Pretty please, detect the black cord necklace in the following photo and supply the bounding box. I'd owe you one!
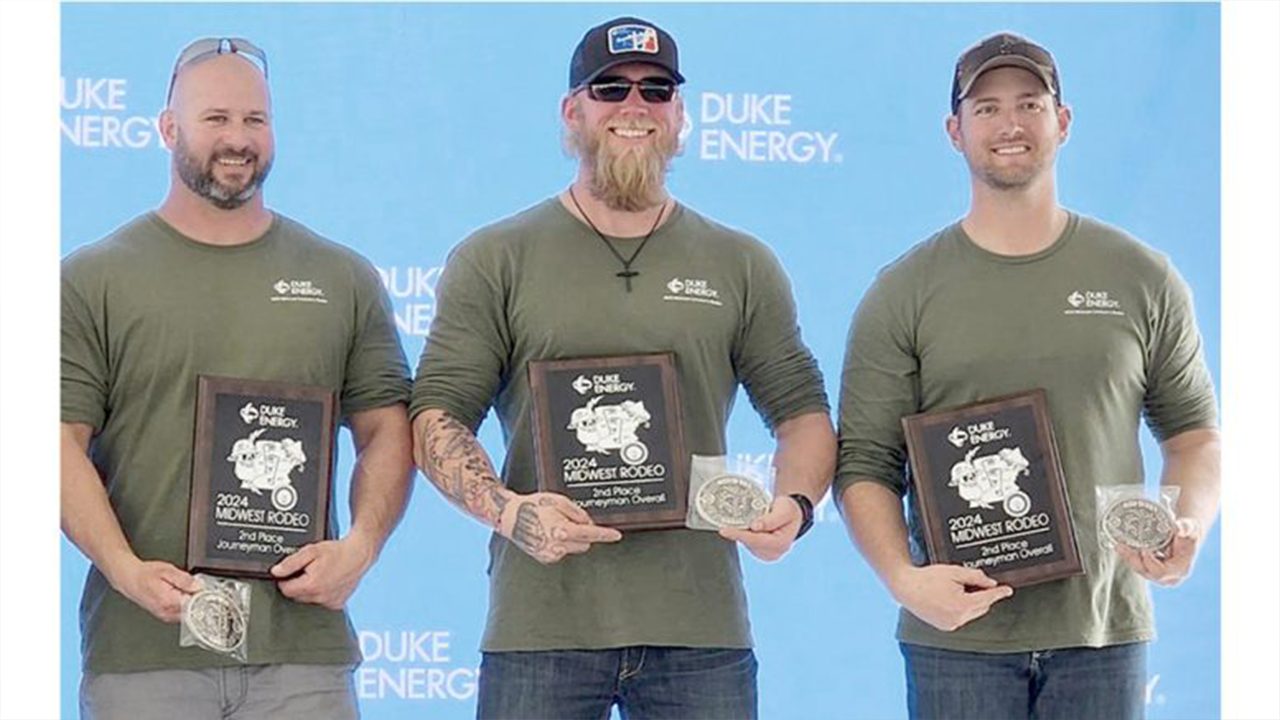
[568,187,669,293]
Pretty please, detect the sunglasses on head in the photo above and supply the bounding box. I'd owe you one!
[583,76,678,104]
[166,37,269,104]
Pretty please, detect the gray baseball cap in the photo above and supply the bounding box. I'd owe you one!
[951,32,1060,114]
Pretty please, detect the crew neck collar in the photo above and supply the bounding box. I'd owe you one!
[147,211,280,252]
[953,211,1079,265]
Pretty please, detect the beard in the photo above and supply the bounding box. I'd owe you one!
[173,130,273,210]
[966,141,1054,192]
[972,155,1048,191]
[567,108,680,212]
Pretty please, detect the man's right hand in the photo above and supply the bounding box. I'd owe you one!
[497,492,622,564]
[110,557,202,624]
[889,564,1014,632]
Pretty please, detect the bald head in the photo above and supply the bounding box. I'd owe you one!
[167,52,270,116]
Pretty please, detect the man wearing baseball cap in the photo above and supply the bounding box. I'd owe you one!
[411,16,833,719]
[836,32,1220,719]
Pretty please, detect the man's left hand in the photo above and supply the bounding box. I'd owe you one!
[1115,517,1203,586]
[719,496,803,562]
[270,533,377,609]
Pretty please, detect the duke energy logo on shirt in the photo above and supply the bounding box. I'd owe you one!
[1063,289,1124,317]
[663,276,723,307]
[608,25,659,54]
[270,278,328,304]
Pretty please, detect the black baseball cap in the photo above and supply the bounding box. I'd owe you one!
[569,17,685,89]
[951,32,1061,114]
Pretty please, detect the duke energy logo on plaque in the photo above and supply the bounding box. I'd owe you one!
[902,390,1083,587]
[187,377,337,578]
[528,354,688,530]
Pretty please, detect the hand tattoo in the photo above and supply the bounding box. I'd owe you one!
[512,502,548,555]
[490,486,510,515]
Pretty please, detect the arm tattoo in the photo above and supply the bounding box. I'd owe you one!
[489,486,510,515]
[419,413,507,528]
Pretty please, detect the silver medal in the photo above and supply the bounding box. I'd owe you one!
[695,473,771,528]
[183,586,247,654]
[1103,497,1175,551]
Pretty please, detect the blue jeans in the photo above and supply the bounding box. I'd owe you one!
[476,646,758,720]
[901,641,1147,720]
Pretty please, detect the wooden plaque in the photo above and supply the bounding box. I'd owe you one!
[528,353,688,530]
[902,389,1083,588]
[187,376,337,578]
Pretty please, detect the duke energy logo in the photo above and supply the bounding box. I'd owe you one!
[377,264,444,338]
[357,629,478,702]
[664,276,723,307]
[571,374,635,395]
[61,77,163,149]
[688,91,841,164]
[608,25,659,54]
[271,279,328,304]
[1064,289,1125,317]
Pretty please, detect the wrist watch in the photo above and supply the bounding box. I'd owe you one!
[789,493,815,540]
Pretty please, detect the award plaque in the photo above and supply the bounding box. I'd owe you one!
[528,353,688,530]
[902,389,1083,587]
[186,376,338,578]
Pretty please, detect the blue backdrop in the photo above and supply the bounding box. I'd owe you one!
[61,3,1221,719]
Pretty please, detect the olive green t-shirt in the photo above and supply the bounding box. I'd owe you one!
[62,212,411,672]
[411,198,828,651]
[836,212,1217,652]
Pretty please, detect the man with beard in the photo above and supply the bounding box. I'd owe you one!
[411,17,834,720]
[836,32,1220,719]
[61,38,413,719]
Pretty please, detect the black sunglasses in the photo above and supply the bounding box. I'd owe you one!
[583,76,678,104]
[166,37,269,104]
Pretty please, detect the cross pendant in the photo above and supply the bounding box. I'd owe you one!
[616,269,639,292]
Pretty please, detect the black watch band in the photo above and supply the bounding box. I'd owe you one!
[789,493,815,540]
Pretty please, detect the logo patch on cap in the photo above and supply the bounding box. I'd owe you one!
[608,25,659,55]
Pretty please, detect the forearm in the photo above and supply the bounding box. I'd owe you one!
[841,480,914,598]
[412,408,514,529]
[59,424,139,587]
[346,405,415,559]
[772,411,836,503]
[1160,428,1221,533]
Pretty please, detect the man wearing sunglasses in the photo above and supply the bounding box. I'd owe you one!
[61,38,413,719]
[836,32,1220,719]
[411,16,834,720]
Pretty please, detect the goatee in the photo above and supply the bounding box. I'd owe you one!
[568,114,679,212]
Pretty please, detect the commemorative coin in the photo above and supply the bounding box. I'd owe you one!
[1103,497,1175,551]
[694,473,770,528]
[183,587,248,654]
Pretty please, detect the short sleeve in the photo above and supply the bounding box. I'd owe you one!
[61,267,110,431]
[339,258,412,421]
